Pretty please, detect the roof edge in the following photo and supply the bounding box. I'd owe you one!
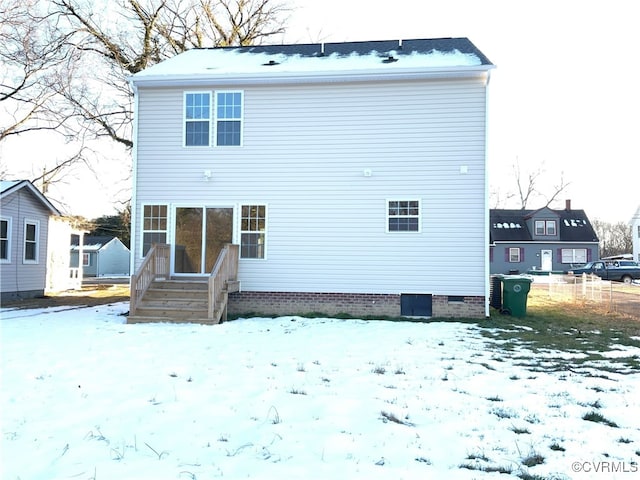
[0,180,60,215]
[130,64,494,88]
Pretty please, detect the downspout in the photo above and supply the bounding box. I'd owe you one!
[129,80,139,281]
[484,69,494,318]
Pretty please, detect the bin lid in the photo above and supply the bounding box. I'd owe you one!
[502,275,532,283]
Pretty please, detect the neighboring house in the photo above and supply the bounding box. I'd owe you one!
[129,38,494,318]
[1,180,62,300]
[632,205,640,263]
[71,235,130,277]
[490,201,599,275]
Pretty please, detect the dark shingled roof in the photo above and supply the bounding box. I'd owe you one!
[211,37,493,65]
[490,209,599,243]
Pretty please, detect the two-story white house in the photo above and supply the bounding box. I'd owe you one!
[128,38,494,322]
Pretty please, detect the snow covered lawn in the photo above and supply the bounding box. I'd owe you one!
[2,303,639,479]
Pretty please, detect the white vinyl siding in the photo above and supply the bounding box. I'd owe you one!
[133,76,488,296]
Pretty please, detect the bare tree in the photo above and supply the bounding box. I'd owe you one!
[592,219,633,258]
[1,0,289,200]
[0,0,75,141]
[45,0,290,148]
[491,158,571,210]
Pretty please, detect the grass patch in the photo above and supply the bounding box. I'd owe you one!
[549,442,565,452]
[582,411,619,428]
[510,425,531,434]
[380,410,414,426]
[521,452,545,467]
[478,287,640,374]
[459,462,512,474]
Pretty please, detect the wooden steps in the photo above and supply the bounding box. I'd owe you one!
[128,280,217,324]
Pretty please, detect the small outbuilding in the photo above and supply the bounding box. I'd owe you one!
[1,180,62,300]
[71,235,130,278]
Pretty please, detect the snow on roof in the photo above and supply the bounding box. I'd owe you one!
[131,38,493,85]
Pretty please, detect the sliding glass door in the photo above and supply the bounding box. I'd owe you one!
[174,207,233,274]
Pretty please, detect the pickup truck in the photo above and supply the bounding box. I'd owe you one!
[568,261,640,284]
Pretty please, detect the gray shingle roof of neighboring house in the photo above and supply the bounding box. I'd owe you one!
[490,208,599,243]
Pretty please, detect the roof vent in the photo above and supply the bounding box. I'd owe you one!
[263,59,279,66]
[382,55,398,64]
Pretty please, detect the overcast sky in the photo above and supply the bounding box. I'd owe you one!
[2,0,637,223]
[281,0,639,223]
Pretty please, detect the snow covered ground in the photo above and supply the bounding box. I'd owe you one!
[2,303,639,479]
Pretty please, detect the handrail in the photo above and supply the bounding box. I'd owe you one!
[208,244,240,323]
[130,243,170,315]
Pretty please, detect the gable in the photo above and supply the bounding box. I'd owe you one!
[1,180,60,215]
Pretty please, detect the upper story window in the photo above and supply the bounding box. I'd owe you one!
[23,219,39,263]
[184,92,211,146]
[142,205,168,256]
[387,200,420,232]
[534,220,557,236]
[216,91,243,146]
[0,218,10,262]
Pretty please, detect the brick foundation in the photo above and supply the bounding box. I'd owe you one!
[228,291,486,319]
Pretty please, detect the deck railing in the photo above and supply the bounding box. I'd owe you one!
[130,243,170,315]
[208,244,240,323]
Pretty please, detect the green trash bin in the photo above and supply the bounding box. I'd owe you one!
[501,276,532,317]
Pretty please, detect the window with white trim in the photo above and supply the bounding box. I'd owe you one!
[23,220,39,263]
[387,200,420,232]
[142,205,168,256]
[240,205,266,259]
[0,218,10,262]
[561,248,587,264]
[184,92,211,146]
[215,91,243,146]
[509,247,521,263]
[534,220,557,236]
[82,252,90,266]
